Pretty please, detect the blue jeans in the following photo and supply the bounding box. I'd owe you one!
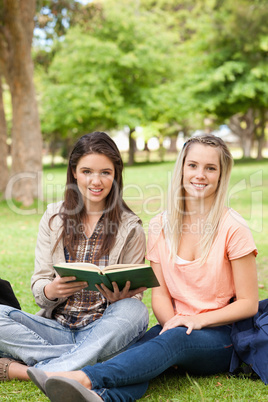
[82,324,233,401]
[0,298,148,372]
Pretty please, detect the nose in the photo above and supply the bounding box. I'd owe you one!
[90,173,102,185]
[195,167,206,179]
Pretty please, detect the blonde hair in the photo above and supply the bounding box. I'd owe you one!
[166,134,233,265]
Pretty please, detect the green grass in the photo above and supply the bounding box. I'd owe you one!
[1,157,268,400]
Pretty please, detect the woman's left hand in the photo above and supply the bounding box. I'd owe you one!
[95,281,147,303]
[160,314,203,335]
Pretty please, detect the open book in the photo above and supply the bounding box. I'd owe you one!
[53,262,160,292]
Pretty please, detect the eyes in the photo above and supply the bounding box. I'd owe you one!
[187,163,217,172]
[82,169,112,176]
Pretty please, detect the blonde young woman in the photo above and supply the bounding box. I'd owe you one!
[28,135,259,402]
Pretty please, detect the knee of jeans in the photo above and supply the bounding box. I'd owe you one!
[123,298,148,317]
[112,299,149,326]
[0,304,15,317]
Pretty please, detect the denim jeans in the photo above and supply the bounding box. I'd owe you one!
[0,298,148,372]
[82,324,233,402]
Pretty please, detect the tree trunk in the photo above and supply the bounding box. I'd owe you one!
[229,109,255,158]
[0,76,9,193]
[257,135,265,160]
[241,136,252,158]
[128,128,136,166]
[158,136,165,162]
[0,0,43,205]
[144,141,150,162]
[168,137,178,152]
[256,109,266,160]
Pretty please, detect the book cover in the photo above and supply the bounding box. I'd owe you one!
[53,263,160,292]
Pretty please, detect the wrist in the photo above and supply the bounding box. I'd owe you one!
[44,283,57,301]
[196,312,209,329]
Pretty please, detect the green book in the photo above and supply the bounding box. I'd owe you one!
[53,262,160,292]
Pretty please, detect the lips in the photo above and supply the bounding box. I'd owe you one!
[191,183,207,189]
[89,188,103,193]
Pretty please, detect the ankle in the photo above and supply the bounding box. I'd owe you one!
[80,371,92,390]
[1,360,28,381]
[44,370,92,389]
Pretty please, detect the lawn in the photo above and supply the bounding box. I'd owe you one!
[0,157,267,401]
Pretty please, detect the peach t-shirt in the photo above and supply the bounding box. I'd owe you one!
[146,209,257,316]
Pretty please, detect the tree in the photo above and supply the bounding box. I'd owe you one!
[0,0,84,202]
[40,0,181,164]
[0,0,42,205]
[228,109,257,157]
[137,0,221,140]
[182,0,268,157]
[0,76,8,193]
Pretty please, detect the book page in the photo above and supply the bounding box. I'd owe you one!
[103,264,148,272]
[54,262,101,273]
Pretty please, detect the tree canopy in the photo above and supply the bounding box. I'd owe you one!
[38,0,268,161]
[39,0,182,163]
[178,0,268,156]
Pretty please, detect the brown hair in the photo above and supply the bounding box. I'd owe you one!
[51,131,135,259]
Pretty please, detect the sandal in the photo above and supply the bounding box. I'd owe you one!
[0,358,16,381]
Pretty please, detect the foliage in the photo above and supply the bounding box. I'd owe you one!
[39,0,181,140]
[33,0,85,71]
[35,0,83,41]
[182,0,268,120]
[34,0,268,158]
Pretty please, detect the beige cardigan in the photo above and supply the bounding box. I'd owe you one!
[31,201,146,318]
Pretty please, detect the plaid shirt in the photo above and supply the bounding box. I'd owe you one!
[53,216,109,329]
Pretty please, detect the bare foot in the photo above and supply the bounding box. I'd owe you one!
[44,370,92,390]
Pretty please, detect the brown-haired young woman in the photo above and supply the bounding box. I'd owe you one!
[0,132,148,381]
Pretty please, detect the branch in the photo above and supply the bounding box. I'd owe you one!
[229,108,256,138]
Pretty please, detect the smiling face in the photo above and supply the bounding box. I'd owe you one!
[73,153,115,212]
[183,143,221,206]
